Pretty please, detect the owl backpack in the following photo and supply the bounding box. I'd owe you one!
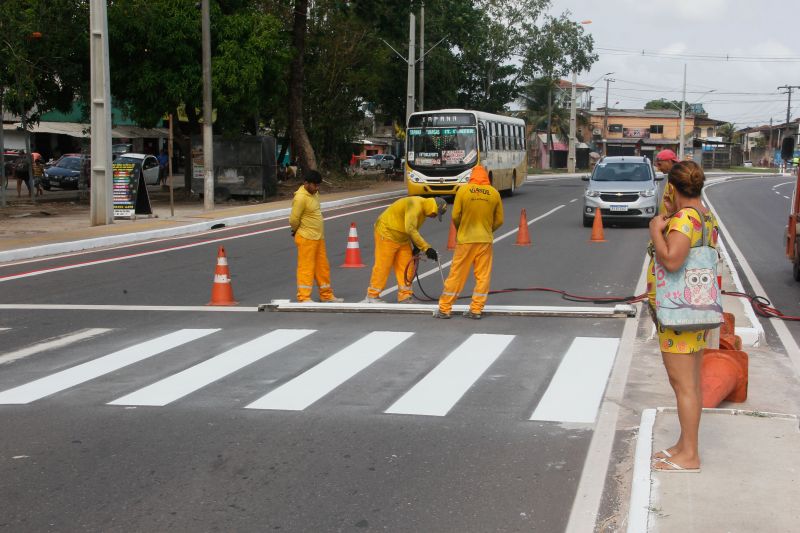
[654,207,723,331]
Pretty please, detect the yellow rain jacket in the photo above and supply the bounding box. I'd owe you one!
[452,167,503,243]
[290,185,324,240]
[374,196,438,251]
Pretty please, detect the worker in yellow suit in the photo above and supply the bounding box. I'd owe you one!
[365,196,447,303]
[434,165,503,319]
[289,170,343,303]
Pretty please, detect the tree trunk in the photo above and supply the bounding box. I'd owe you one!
[288,0,317,176]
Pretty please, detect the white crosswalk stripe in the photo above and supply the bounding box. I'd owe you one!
[385,333,515,417]
[0,328,621,424]
[109,329,315,407]
[0,329,218,404]
[0,328,112,365]
[246,331,413,411]
[529,337,619,424]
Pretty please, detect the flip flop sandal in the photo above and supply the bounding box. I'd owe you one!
[651,449,673,460]
[652,458,701,473]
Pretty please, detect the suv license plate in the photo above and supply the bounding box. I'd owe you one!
[609,204,628,212]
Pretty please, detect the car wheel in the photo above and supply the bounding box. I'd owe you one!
[508,171,516,196]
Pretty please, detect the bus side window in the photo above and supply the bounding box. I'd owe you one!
[493,123,500,151]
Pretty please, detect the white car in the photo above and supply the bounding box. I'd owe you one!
[360,154,395,170]
[114,153,161,185]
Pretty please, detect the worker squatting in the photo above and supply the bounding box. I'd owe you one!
[289,166,504,319]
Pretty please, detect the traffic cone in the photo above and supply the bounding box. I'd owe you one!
[701,349,749,407]
[208,246,237,306]
[589,208,606,242]
[447,221,457,250]
[341,222,366,268]
[514,209,532,246]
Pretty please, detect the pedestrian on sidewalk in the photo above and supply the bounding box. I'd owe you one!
[32,155,44,197]
[434,165,503,320]
[647,160,720,473]
[364,196,446,303]
[655,149,679,215]
[289,170,343,303]
[157,148,169,186]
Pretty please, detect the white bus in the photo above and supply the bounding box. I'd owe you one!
[405,109,527,197]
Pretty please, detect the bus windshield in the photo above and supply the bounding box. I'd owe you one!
[406,127,478,168]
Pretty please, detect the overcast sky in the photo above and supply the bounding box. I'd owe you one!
[546,0,800,128]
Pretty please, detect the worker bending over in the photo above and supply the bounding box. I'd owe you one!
[434,165,503,319]
[289,170,343,303]
[365,196,447,303]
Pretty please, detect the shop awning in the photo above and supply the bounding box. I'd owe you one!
[12,121,168,139]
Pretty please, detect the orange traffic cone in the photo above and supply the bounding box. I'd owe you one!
[701,349,749,407]
[341,222,366,268]
[447,221,457,250]
[208,246,237,306]
[589,208,606,242]
[514,209,532,246]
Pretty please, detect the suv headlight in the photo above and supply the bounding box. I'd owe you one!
[639,188,656,197]
[585,190,601,197]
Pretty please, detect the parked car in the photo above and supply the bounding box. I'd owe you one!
[743,160,753,167]
[41,154,87,190]
[112,143,133,160]
[360,154,395,170]
[114,153,161,185]
[581,156,664,227]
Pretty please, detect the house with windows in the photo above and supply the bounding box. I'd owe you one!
[581,108,695,162]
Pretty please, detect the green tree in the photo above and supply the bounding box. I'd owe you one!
[645,99,689,111]
[107,0,289,189]
[717,122,736,142]
[0,0,87,180]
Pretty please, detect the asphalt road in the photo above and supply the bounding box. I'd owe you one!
[0,177,650,532]
[705,174,800,348]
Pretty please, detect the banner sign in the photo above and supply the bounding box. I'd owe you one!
[623,128,650,138]
[113,163,137,218]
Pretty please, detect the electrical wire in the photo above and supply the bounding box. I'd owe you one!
[406,255,800,321]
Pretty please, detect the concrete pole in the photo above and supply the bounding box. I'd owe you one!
[202,0,214,211]
[418,2,424,112]
[568,70,577,173]
[679,64,687,160]
[546,86,553,168]
[406,12,416,124]
[89,0,113,225]
[603,77,613,156]
[0,89,5,208]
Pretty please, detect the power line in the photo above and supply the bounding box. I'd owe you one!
[597,47,800,63]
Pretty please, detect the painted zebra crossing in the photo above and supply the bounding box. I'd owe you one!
[0,327,620,423]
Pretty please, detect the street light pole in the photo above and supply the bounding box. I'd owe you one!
[201,0,214,211]
[89,0,113,225]
[406,11,416,124]
[679,64,687,160]
[568,69,578,173]
[602,77,614,156]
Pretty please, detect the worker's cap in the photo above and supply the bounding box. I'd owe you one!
[434,197,447,221]
[656,149,679,162]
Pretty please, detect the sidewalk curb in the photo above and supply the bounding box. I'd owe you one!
[628,408,799,533]
[0,189,404,263]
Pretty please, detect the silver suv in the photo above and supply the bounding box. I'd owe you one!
[360,154,395,170]
[581,156,663,227]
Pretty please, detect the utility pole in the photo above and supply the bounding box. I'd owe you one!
[201,0,214,211]
[769,117,773,165]
[568,70,578,173]
[679,64,687,160]
[406,11,416,124]
[0,89,5,208]
[777,85,800,153]
[89,0,113,225]
[418,2,424,111]
[602,77,614,156]
[546,85,553,168]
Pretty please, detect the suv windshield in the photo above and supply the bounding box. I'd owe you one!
[592,162,652,182]
[406,127,478,169]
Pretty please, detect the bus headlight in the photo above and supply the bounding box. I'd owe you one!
[457,169,472,182]
[408,171,422,183]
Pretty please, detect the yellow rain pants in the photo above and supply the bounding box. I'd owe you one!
[367,230,415,302]
[294,233,335,302]
[438,243,493,314]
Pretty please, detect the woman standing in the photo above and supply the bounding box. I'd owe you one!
[647,160,719,473]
